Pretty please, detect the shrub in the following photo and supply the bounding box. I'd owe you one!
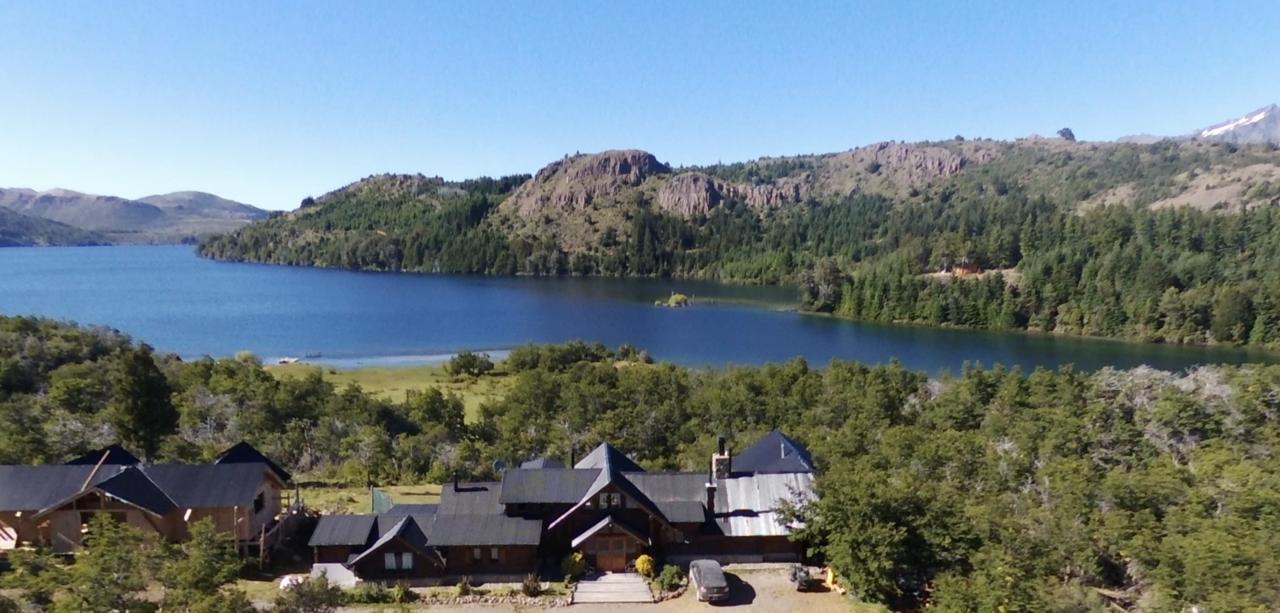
[445,351,493,377]
[273,576,345,613]
[635,554,655,578]
[655,564,684,593]
[561,551,587,580]
[346,582,416,604]
[521,573,543,597]
[455,575,475,597]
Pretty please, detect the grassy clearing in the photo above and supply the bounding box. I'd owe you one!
[300,482,443,514]
[266,362,513,422]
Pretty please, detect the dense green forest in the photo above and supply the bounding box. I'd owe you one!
[4,316,1279,610]
[199,141,1280,348]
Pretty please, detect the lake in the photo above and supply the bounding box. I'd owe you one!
[0,245,1274,374]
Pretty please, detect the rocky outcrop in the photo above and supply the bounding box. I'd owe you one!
[656,173,721,216]
[817,141,995,198]
[506,150,671,218]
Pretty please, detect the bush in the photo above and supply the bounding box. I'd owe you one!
[635,554,655,578]
[445,351,493,377]
[345,582,416,604]
[561,551,587,580]
[655,564,684,593]
[455,575,475,597]
[521,573,543,597]
[273,576,345,613]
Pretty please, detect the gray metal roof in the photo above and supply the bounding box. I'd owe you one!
[427,514,543,546]
[715,472,814,514]
[309,514,377,547]
[730,430,814,474]
[712,472,815,537]
[498,469,597,504]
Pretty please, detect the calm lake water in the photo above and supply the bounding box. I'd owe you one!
[0,245,1274,374]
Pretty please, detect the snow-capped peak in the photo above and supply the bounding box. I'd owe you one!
[1200,107,1272,138]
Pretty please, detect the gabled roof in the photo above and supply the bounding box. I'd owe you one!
[731,430,814,474]
[94,466,178,516]
[499,469,598,504]
[215,442,292,483]
[571,515,650,549]
[712,472,816,537]
[574,442,644,473]
[346,516,434,568]
[549,446,670,531]
[520,456,565,469]
[65,445,140,466]
[309,514,377,547]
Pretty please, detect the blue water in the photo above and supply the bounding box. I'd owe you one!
[0,245,1274,374]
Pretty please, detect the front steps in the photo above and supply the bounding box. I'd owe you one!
[572,572,654,604]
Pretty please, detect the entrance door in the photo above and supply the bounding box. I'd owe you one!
[595,536,629,572]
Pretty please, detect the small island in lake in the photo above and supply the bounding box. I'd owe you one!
[655,292,691,308]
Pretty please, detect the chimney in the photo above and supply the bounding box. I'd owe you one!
[711,434,731,480]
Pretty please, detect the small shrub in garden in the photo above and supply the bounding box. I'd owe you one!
[635,554,655,578]
[521,573,543,597]
[655,564,684,592]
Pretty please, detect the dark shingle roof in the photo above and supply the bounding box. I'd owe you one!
[215,442,292,483]
[347,516,433,567]
[309,514,377,547]
[96,467,177,515]
[520,456,565,469]
[625,472,709,523]
[65,445,140,466]
[0,465,113,511]
[731,430,814,474]
[498,469,597,504]
[437,482,503,515]
[141,463,269,507]
[427,514,543,546]
[571,515,650,548]
[383,503,438,517]
[575,443,644,473]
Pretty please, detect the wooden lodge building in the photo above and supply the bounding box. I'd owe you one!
[309,430,816,582]
[0,442,296,556]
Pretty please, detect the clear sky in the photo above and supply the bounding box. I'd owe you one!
[2,1,1278,210]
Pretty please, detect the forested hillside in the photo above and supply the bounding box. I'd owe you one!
[3,318,1279,610]
[198,139,1280,348]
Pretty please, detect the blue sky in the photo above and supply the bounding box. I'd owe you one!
[1,1,1278,210]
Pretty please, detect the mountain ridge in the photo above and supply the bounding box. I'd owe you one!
[0,187,268,244]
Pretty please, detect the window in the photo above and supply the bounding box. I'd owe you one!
[401,552,413,570]
[384,552,397,570]
[472,547,482,562]
[490,547,500,562]
[253,492,265,514]
[599,493,623,509]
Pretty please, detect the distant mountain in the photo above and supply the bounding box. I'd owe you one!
[1118,103,1280,145]
[0,207,107,247]
[1194,103,1280,145]
[0,188,268,244]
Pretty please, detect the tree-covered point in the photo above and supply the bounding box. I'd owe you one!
[199,141,1280,348]
[4,318,1280,609]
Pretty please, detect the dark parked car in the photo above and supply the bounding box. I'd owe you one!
[689,559,730,603]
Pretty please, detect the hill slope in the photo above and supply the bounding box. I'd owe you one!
[199,138,1280,348]
[0,187,268,244]
[0,207,107,247]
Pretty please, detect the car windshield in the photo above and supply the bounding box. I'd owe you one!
[693,561,727,586]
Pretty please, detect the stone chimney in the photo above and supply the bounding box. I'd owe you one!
[712,434,731,479]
